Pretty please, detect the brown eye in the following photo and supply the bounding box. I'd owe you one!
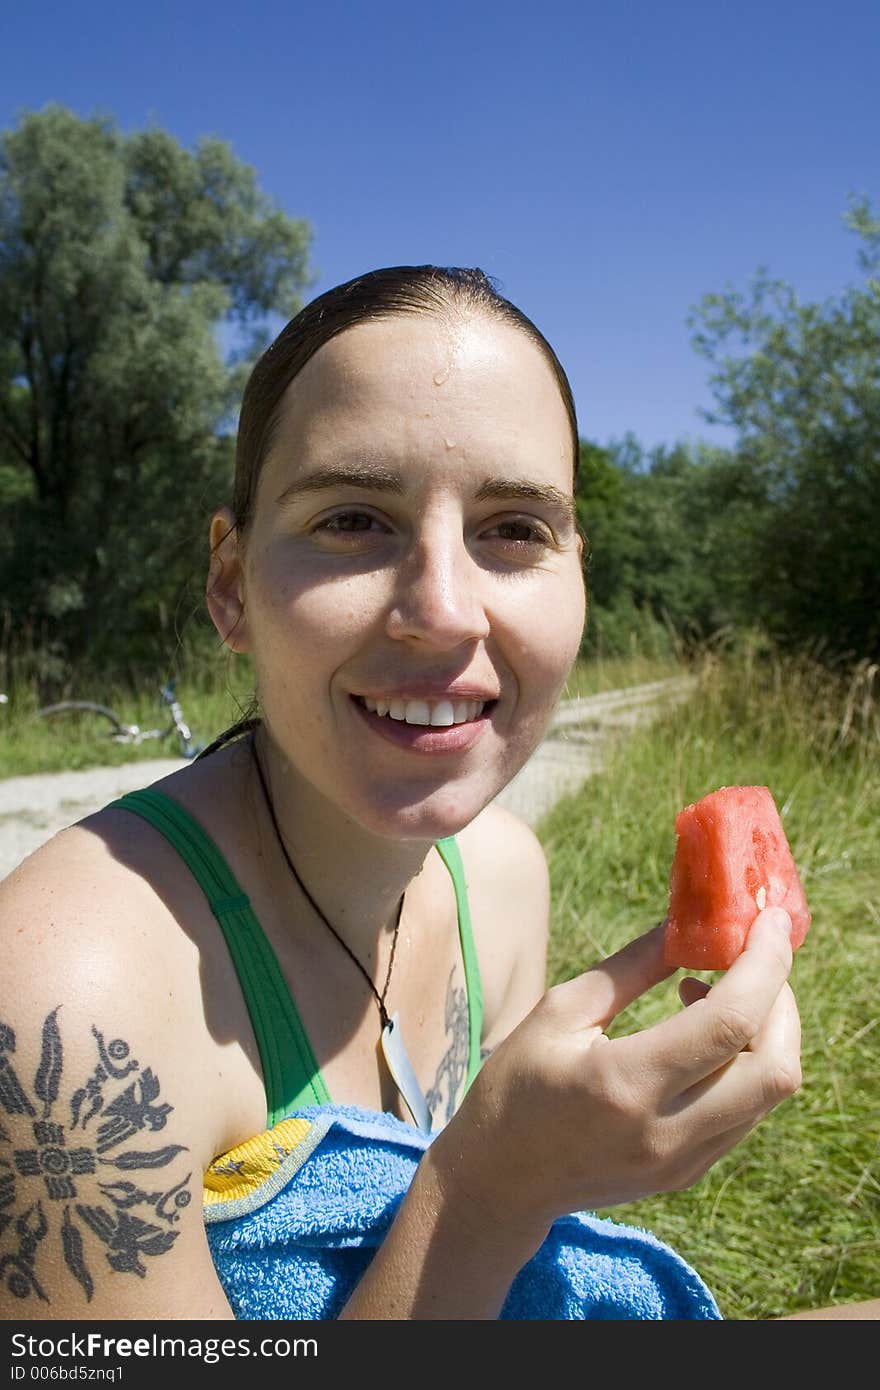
[324,512,374,531]
[484,518,554,547]
[316,510,389,535]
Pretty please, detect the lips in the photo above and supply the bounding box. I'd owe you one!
[350,691,496,753]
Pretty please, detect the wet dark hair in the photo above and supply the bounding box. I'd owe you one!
[232,264,580,534]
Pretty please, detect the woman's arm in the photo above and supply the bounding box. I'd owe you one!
[0,832,236,1320]
[337,1133,547,1319]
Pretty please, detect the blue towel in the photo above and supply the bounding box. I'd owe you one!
[204,1104,721,1320]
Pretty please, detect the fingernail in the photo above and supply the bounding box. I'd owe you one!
[765,906,792,934]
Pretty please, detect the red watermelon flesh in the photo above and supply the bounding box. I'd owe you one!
[663,785,811,970]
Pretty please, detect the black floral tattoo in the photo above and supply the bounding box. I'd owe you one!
[425,970,470,1125]
[70,1027,139,1130]
[0,1009,191,1306]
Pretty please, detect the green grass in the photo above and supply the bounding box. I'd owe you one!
[0,653,255,777]
[563,652,684,699]
[538,648,880,1320]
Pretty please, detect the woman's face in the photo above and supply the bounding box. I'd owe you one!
[225,310,586,840]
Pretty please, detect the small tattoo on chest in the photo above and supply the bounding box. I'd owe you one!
[0,1009,191,1306]
[425,970,469,1126]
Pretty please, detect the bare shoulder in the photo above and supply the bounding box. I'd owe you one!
[455,801,550,905]
[0,819,233,1318]
[453,804,550,1049]
[0,808,212,1045]
[0,817,182,1029]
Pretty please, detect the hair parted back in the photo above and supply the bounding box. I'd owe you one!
[232,264,580,532]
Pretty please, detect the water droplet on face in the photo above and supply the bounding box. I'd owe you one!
[444,438,456,450]
[433,367,450,385]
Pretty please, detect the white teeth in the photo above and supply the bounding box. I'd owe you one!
[361,696,486,726]
[404,700,431,726]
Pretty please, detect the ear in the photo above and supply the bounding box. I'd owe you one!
[206,507,251,653]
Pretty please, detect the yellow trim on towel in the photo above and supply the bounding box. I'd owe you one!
[203,1116,314,1207]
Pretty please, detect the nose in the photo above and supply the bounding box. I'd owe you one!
[385,527,490,650]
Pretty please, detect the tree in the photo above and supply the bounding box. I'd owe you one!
[575,435,747,657]
[0,105,312,690]
[688,199,880,660]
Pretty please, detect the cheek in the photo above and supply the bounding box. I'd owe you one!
[508,572,586,683]
[245,556,389,700]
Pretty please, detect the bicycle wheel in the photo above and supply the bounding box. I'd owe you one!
[34,701,129,738]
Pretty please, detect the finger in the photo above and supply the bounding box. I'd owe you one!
[663,1031,801,1148]
[664,1117,760,1193]
[617,907,794,1096]
[743,978,801,1070]
[681,973,799,1060]
[549,921,675,1032]
[662,980,801,1135]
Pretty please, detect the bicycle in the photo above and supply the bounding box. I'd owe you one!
[34,682,203,759]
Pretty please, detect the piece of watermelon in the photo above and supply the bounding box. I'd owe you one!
[663,784,811,970]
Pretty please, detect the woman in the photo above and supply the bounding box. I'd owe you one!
[0,266,802,1320]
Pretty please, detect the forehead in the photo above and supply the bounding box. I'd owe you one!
[268,311,574,480]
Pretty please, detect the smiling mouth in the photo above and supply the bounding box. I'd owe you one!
[354,695,491,727]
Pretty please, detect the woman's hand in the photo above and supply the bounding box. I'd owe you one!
[431,907,801,1245]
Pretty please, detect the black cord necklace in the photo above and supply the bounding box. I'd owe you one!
[251,738,432,1130]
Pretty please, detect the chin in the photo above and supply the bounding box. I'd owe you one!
[349,776,504,844]
[357,731,548,843]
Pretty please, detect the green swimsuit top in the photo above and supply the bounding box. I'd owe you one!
[108,787,484,1128]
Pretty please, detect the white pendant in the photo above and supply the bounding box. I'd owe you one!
[381,1011,432,1132]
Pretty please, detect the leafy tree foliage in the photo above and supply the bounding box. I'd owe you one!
[3,116,873,691]
[688,200,880,660]
[576,201,879,664]
[575,436,751,657]
[0,105,312,691]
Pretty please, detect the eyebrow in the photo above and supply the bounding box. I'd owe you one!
[275,462,576,524]
[275,463,404,506]
[474,476,577,524]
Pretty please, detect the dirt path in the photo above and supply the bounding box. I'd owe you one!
[0,677,693,881]
[494,675,694,823]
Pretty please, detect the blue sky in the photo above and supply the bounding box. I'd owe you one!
[2,0,877,453]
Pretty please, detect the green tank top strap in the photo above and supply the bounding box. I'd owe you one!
[434,835,484,1089]
[107,787,331,1122]
[107,788,485,1121]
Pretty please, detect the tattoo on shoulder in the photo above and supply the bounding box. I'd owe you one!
[0,1008,191,1307]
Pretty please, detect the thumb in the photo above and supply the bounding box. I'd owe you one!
[549,922,674,1031]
